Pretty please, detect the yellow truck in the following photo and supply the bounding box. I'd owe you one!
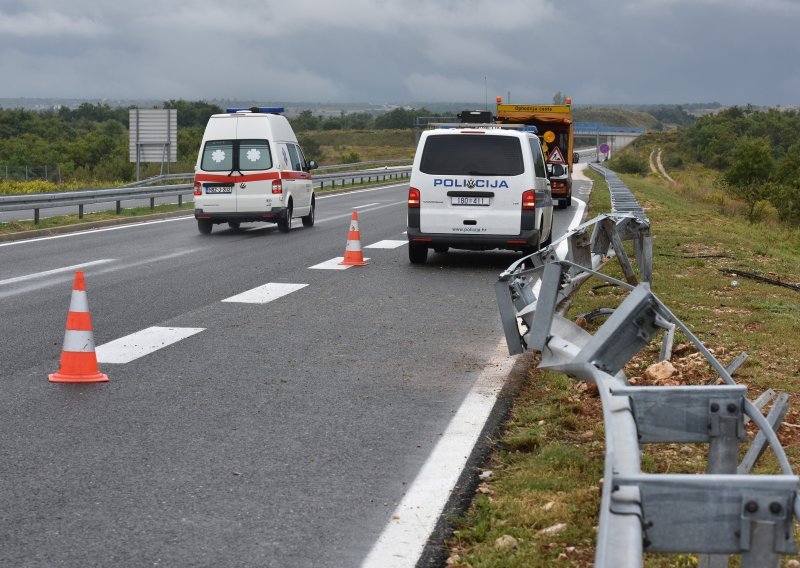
[495,99,575,208]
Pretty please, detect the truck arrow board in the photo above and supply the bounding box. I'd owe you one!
[547,147,566,164]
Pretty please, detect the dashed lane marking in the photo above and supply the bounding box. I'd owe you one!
[364,240,407,249]
[96,326,205,364]
[308,257,370,270]
[221,282,308,304]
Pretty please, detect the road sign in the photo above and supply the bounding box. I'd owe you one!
[548,147,565,164]
[600,143,610,154]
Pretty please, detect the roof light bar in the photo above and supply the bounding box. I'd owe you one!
[226,107,285,114]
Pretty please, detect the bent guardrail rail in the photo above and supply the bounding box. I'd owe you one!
[0,166,411,224]
[496,167,798,567]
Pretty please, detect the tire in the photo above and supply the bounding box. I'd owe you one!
[301,198,315,227]
[566,194,572,207]
[278,203,292,233]
[540,223,553,248]
[228,221,241,230]
[433,246,449,254]
[557,199,567,210]
[197,219,213,235]
[408,243,428,264]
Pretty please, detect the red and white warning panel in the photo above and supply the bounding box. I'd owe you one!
[547,146,566,164]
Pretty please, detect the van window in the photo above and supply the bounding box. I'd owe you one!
[294,144,308,171]
[529,138,546,178]
[419,135,524,176]
[239,139,272,171]
[286,144,302,171]
[201,139,273,171]
[201,140,234,172]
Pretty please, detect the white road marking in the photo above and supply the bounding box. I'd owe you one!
[96,326,204,364]
[353,202,380,209]
[222,282,308,304]
[361,339,516,568]
[315,200,407,226]
[364,240,407,249]
[316,182,407,200]
[0,216,192,248]
[0,259,115,286]
[308,257,370,270]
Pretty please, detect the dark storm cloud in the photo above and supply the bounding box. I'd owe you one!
[0,0,797,105]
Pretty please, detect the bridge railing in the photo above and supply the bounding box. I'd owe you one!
[495,164,798,567]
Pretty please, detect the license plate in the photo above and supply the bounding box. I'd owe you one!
[205,185,233,194]
[451,196,490,206]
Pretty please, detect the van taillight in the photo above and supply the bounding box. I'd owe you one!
[272,180,283,194]
[408,187,420,208]
[522,190,536,210]
[193,181,202,196]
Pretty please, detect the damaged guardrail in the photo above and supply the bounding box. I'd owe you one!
[495,166,798,567]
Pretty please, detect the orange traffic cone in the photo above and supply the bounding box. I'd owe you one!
[49,271,109,383]
[340,211,368,266]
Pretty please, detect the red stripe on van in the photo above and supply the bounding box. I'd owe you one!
[195,172,281,183]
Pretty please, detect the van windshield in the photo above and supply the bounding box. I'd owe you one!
[419,135,524,176]
[201,139,273,172]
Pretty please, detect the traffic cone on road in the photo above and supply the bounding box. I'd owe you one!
[49,271,109,383]
[340,211,368,266]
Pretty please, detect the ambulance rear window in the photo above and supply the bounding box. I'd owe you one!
[201,140,233,171]
[200,139,273,171]
[420,135,524,176]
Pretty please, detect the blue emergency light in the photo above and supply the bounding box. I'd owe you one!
[226,107,285,114]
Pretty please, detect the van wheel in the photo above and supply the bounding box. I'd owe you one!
[197,219,213,235]
[228,221,241,230]
[541,225,553,248]
[409,243,428,264]
[557,199,567,210]
[278,203,292,233]
[302,198,315,227]
[566,194,572,207]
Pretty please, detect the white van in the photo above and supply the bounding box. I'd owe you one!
[193,107,317,234]
[406,125,553,264]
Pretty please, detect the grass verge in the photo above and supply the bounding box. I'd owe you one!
[447,166,800,567]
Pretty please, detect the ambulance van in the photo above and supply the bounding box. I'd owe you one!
[406,125,553,264]
[193,107,317,234]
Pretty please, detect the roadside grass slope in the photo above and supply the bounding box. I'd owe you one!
[447,164,800,567]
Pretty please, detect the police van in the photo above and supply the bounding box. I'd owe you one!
[193,107,317,234]
[406,121,553,264]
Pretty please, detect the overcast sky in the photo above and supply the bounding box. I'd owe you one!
[1,0,798,106]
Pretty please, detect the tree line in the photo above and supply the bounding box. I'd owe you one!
[0,101,440,182]
[680,106,800,225]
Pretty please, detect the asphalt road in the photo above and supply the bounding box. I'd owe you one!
[0,179,588,567]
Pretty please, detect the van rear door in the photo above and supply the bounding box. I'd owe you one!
[198,117,238,213]
[417,133,525,236]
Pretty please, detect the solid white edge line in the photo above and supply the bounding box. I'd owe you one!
[0,259,115,286]
[0,216,193,248]
[360,338,516,568]
[96,326,205,364]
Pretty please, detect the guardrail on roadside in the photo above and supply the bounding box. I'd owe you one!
[495,165,797,567]
[0,164,411,224]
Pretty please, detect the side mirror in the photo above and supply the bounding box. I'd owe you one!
[308,160,318,171]
[573,152,580,164]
